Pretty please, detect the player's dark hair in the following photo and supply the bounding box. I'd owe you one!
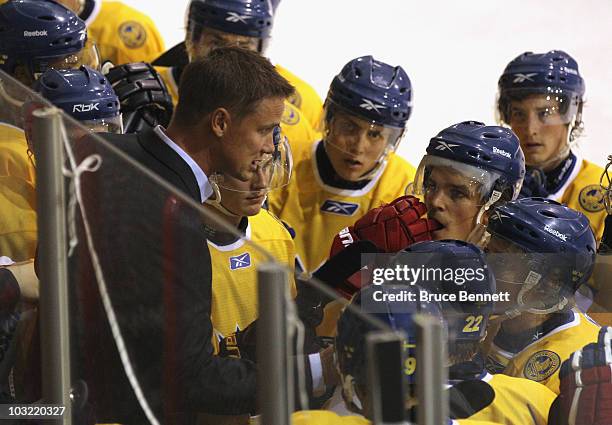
[173,46,294,127]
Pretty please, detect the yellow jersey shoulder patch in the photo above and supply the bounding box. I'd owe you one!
[282,102,301,126]
[523,349,561,382]
[118,21,147,49]
[578,184,605,212]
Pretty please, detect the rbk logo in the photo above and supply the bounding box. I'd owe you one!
[73,103,100,113]
[321,200,359,216]
[359,98,386,114]
[226,12,250,23]
[230,253,251,270]
[434,141,459,152]
[512,73,538,83]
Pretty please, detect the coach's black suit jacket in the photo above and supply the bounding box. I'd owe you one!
[70,128,257,424]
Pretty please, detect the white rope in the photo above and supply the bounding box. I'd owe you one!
[60,123,160,425]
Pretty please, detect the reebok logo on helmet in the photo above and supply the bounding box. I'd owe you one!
[493,146,511,158]
[73,103,100,113]
[23,30,48,37]
[544,224,568,241]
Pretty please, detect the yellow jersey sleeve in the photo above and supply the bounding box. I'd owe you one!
[87,1,165,66]
[209,210,296,353]
[156,66,179,106]
[502,311,600,394]
[0,176,37,261]
[468,374,554,425]
[275,64,324,131]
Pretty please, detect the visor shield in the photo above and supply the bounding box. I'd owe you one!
[32,39,101,79]
[408,155,502,207]
[210,129,292,194]
[323,102,405,159]
[81,115,123,135]
[601,155,612,215]
[497,89,581,128]
[486,237,572,315]
[187,26,261,59]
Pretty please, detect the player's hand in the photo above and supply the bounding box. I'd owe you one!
[218,320,257,362]
[519,166,549,198]
[105,62,174,134]
[548,327,612,425]
[330,195,441,256]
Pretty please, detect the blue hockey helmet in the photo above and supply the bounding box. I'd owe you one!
[408,121,525,215]
[398,240,495,349]
[486,197,597,314]
[497,51,585,143]
[336,284,443,410]
[0,0,99,83]
[34,66,122,133]
[187,0,274,54]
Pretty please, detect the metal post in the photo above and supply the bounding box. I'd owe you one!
[367,331,407,425]
[33,107,72,424]
[257,262,292,425]
[415,314,446,425]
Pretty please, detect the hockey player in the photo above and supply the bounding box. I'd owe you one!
[54,0,165,66]
[398,240,555,424]
[497,50,606,239]
[153,0,321,144]
[269,56,419,274]
[485,197,600,393]
[408,121,525,245]
[201,127,296,353]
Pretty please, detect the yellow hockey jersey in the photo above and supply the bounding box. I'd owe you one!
[157,66,320,150]
[268,140,416,274]
[83,0,165,65]
[548,153,606,241]
[275,64,323,130]
[0,123,35,183]
[0,176,37,261]
[488,310,599,394]
[209,209,296,353]
[467,373,554,425]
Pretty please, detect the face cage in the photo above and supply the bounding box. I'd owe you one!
[600,155,612,215]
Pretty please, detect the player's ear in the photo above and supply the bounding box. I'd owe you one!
[211,107,231,138]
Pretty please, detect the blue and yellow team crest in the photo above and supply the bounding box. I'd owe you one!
[288,90,303,109]
[321,200,359,216]
[230,252,251,270]
[118,21,147,49]
[523,349,561,382]
[282,103,300,126]
[578,184,605,212]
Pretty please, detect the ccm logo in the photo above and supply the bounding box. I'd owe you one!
[73,103,100,112]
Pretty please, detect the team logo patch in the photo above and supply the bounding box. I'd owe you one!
[118,21,147,49]
[288,91,303,109]
[321,200,359,216]
[229,253,251,270]
[281,103,300,126]
[523,350,561,382]
[578,184,605,212]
